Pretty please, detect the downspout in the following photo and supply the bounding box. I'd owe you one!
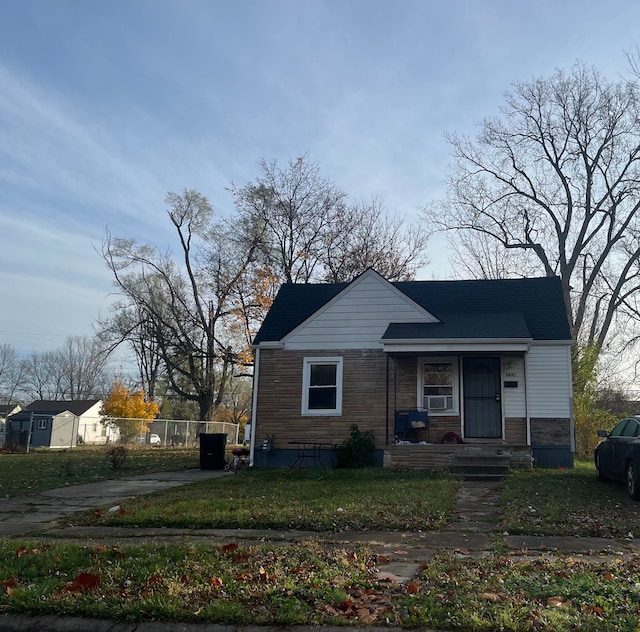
[524,351,531,447]
[249,347,260,467]
[385,354,389,445]
[393,354,398,416]
[567,345,575,454]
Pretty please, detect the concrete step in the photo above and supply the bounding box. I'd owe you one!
[450,464,510,475]
[453,455,511,466]
[450,456,511,480]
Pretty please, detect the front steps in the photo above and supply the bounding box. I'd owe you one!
[384,443,531,476]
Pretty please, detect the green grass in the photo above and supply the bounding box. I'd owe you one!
[0,447,199,498]
[1,540,639,629]
[501,460,640,538]
[76,468,458,532]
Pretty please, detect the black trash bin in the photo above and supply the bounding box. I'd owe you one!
[199,433,227,470]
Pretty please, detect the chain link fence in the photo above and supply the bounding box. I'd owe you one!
[85,417,240,447]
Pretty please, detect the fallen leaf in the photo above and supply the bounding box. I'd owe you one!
[2,578,17,595]
[63,572,101,594]
[482,592,502,602]
[406,582,420,594]
[546,596,572,608]
[221,543,239,553]
[582,604,605,616]
[16,546,27,558]
[144,573,164,588]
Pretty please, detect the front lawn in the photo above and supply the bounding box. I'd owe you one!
[501,460,640,538]
[4,464,640,629]
[1,539,639,630]
[75,468,458,532]
[0,448,199,498]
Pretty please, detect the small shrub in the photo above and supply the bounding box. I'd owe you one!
[335,424,374,468]
[106,446,127,470]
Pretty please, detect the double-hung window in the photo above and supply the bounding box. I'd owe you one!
[302,357,343,416]
[421,358,458,414]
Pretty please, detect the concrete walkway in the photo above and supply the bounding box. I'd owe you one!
[0,469,231,537]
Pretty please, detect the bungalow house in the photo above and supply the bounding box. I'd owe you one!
[7,399,106,449]
[249,269,574,471]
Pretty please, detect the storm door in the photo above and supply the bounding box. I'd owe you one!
[463,357,502,438]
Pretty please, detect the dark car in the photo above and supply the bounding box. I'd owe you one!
[594,416,640,500]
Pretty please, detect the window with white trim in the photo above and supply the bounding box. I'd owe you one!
[37,418,48,430]
[302,357,343,416]
[420,358,459,414]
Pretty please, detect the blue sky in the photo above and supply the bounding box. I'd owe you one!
[1,0,639,354]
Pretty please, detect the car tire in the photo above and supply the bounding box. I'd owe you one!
[626,462,640,500]
[595,453,608,481]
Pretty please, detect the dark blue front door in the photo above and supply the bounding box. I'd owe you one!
[463,357,502,438]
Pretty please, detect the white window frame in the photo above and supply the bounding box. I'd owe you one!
[37,418,48,430]
[418,357,459,416]
[302,356,343,416]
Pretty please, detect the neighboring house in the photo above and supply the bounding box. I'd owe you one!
[250,269,574,470]
[0,404,21,447]
[7,400,107,449]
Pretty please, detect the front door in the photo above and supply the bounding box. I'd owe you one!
[463,357,502,438]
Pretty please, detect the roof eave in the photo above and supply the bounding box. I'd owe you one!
[382,337,534,353]
[253,341,285,350]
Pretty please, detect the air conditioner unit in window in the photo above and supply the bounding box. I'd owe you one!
[427,396,447,410]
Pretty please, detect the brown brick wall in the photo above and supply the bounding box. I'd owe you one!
[505,417,527,444]
[530,418,572,445]
[256,349,390,448]
[391,356,418,411]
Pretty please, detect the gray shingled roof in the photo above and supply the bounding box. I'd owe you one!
[382,312,532,340]
[253,275,571,344]
[23,400,101,416]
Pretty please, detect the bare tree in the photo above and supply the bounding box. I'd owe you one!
[230,154,347,283]
[101,189,262,421]
[0,344,23,404]
[423,63,640,355]
[19,337,109,402]
[233,155,431,287]
[443,222,540,280]
[97,304,164,398]
[55,336,111,399]
[321,196,431,282]
[20,351,59,400]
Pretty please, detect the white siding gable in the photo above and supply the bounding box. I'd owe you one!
[283,270,438,350]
